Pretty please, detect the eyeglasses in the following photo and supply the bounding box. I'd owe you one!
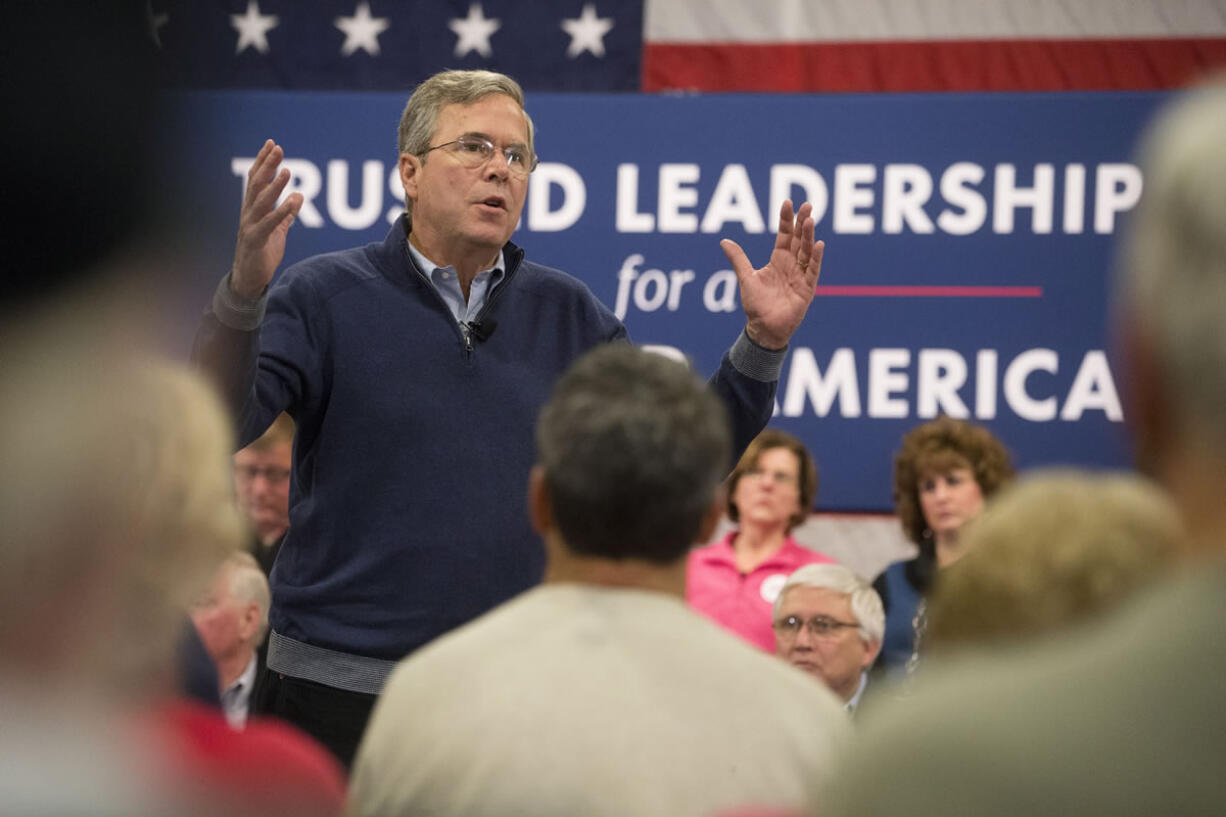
[233,464,291,484]
[743,467,798,487]
[772,614,860,639]
[421,135,537,178]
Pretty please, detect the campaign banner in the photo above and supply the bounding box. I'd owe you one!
[170,90,1168,511]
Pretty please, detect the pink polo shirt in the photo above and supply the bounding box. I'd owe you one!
[686,531,836,652]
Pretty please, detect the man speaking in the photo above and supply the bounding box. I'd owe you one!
[194,69,826,767]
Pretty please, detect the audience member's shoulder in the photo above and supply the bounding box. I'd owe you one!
[382,586,555,683]
[860,565,1220,733]
[875,557,913,582]
[826,565,1226,817]
[153,699,346,817]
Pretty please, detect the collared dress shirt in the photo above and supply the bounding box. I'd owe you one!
[406,240,505,325]
[845,671,869,714]
[220,654,258,730]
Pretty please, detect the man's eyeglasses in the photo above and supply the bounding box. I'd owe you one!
[772,614,859,639]
[420,135,537,178]
[233,464,291,484]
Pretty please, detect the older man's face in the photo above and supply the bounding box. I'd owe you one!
[774,586,880,703]
[190,564,258,666]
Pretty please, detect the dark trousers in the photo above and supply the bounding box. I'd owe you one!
[252,667,378,772]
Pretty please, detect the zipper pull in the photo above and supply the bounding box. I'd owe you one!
[462,322,473,352]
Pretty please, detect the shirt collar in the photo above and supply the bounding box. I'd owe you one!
[712,532,799,567]
[406,238,505,281]
[224,653,258,699]
[845,671,869,714]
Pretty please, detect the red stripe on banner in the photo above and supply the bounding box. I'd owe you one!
[643,38,1226,92]
[816,286,1043,297]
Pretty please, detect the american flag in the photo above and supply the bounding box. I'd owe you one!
[153,0,1226,93]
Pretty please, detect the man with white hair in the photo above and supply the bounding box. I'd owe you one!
[190,552,271,729]
[773,564,883,712]
[823,83,1226,817]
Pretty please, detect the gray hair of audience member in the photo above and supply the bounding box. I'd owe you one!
[773,563,886,644]
[925,469,1180,651]
[0,347,243,697]
[1121,81,1226,454]
[397,70,537,216]
[224,551,272,643]
[535,344,732,563]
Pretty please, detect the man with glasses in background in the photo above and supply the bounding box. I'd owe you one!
[773,564,884,714]
[195,68,826,767]
[232,413,293,577]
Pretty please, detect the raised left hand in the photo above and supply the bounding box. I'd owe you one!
[721,199,824,350]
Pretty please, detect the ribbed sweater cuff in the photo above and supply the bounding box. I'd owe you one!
[728,329,786,382]
[211,271,267,331]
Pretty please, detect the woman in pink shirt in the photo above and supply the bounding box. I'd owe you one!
[687,429,835,651]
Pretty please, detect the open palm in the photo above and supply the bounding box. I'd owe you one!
[721,200,824,350]
[231,139,304,299]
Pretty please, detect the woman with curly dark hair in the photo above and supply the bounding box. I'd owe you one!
[872,417,1014,679]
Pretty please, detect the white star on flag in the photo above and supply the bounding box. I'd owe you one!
[231,0,278,55]
[561,3,614,59]
[449,3,501,59]
[336,2,390,57]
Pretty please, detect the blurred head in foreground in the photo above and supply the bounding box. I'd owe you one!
[0,341,246,814]
[925,469,1180,652]
[1120,81,1226,552]
[0,349,242,700]
[533,344,731,573]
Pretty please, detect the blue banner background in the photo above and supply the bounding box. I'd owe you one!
[170,90,1168,510]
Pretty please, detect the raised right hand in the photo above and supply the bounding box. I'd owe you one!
[231,139,304,299]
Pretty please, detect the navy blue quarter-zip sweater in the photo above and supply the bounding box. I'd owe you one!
[194,216,777,690]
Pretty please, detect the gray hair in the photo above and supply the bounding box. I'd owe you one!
[925,469,1178,650]
[773,563,885,643]
[224,551,271,644]
[397,70,536,217]
[1122,81,1226,453]
[536,344,731,563]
